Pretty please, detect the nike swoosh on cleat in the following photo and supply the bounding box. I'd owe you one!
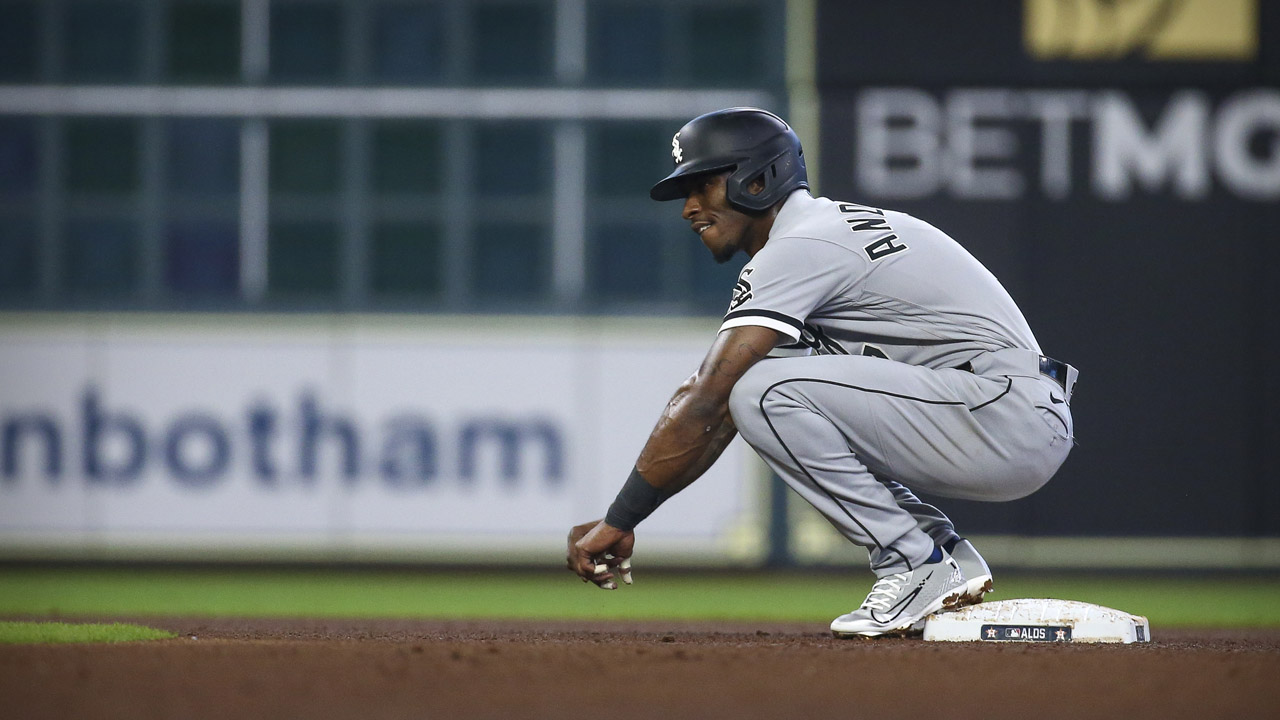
[868,569,933,624]
[869,587,922,624]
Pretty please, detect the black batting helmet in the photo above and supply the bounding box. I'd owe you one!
[650,107,808,212]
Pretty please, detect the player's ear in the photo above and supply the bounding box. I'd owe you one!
[746,173,766,196]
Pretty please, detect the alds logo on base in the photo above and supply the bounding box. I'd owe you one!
[981,624,1072,642]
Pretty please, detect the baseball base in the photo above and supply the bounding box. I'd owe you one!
[922,598,1151,643]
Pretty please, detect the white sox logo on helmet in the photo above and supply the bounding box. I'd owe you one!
[671,132,683,163]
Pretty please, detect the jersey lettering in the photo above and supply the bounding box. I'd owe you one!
[728,267,754,312]
[864,235,909,261]
[838,203,884,216]
[846,216,891,233]
[838,204,890,234]
[861,344,890,359]
[838,202,907,261]
[798,323,849,356]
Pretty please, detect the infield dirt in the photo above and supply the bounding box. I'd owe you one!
[3,617,1277,719]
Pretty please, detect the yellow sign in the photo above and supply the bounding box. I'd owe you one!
[1024,0,1257,60]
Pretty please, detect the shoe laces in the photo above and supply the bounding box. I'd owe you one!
[860,572,909,612]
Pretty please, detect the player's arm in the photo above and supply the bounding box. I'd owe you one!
[566,324,781,587]
[642,402,739,499]
[632,326,778,492]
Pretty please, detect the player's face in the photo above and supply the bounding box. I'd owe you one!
[679,171,764,264]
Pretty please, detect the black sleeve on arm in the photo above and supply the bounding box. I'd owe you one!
[604,468,669,532]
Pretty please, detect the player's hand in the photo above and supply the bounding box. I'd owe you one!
[566,519,634,590]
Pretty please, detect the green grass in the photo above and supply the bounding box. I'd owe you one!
[0,621,175,645]
[1,567,1277,628]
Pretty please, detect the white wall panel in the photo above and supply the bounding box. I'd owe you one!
[0,315,765,563]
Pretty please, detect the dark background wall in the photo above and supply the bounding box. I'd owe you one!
[814,0,1280,536]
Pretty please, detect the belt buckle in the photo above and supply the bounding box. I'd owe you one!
[1038,355,1068,394]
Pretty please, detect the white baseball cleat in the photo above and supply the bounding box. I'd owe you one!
[903,539,993,633]
[948,538,993,606]
[831,551,967,638]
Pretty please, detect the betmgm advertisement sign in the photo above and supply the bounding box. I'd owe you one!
[0,318,760,562]
[849,86,1278,202]
[809,0,1280,539]
[1023,0,1257,61]
[821,0,1276,203]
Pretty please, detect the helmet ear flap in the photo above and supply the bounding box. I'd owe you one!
[725,148,791,212]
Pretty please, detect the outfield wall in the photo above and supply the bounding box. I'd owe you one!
[0,313,766,564]
[5,313,1280,570]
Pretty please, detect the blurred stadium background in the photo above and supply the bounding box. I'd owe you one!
[1,0,1278,587]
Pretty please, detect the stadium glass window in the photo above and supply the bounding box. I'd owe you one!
[370,222,443,299]
[63,1,143,82]
[62,219,139,296]
[473,122,551,198]
[371,3,446,83]
[64,119,140,195]
[0,118,39,196]
[267,220,340,296]
[688,4,768,85]
[587,4,664,84]
[166,1,241,83]
[469,2,553,83]
[372,121,443,194]
[587,222,664,302]
[269,120,341,194]
[165,220,240,295]
[591,122,675,198]
[0,1,38,82]
[166,119,240,196]
[270,1,343,83]
[0,217,38,299]
[470,222,549,301]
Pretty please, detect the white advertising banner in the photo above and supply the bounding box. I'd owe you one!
[0,314,766,564]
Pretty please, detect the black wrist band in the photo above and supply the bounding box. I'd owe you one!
[604,468,665,532]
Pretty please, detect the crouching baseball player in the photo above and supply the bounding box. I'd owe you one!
[566,108,1077,637]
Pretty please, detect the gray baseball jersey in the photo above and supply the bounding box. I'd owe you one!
[723,190,1075,575]
[720,192,1040,366]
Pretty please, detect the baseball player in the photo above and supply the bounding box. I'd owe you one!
[566,108,1076,637]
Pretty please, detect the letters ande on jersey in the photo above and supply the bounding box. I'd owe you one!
[718,191,1041,369]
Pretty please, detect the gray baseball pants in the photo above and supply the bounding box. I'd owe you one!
[728,348,1074,576]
